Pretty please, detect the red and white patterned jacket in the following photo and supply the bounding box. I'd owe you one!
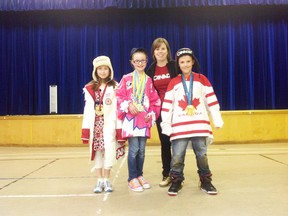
[81,83,125,164]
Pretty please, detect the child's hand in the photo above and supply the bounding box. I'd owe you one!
[128,103,139,116]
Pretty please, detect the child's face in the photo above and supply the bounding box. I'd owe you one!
[178,55,194,76]
[154,42,168,62]
[131,52,147,72]
[96,65,110,79]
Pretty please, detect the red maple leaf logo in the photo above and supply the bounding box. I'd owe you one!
[192,98,200,108]
[178,97,200,111]
[178,98,188,111]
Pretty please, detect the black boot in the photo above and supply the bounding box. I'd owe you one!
[199,174,218,195]
[168,181,183,196]
[168,175,183,196]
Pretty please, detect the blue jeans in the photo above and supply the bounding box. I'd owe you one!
[127,137,147,182]
[170,137,211,182]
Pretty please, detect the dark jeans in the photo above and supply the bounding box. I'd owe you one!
[170,137,211,182]
[156,116,171,177]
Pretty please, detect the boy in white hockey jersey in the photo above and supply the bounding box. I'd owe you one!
[161,48,224,196]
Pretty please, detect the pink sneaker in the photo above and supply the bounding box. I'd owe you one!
[128,178,143,192]
[137,176,151,189]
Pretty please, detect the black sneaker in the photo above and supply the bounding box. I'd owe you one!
[168,181,183,196]
[200,181,218,195]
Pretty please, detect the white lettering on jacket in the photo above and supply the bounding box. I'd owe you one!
[153,73,170,81]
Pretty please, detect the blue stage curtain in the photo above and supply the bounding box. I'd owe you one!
[0,6,287,115]
[0,0,287,11]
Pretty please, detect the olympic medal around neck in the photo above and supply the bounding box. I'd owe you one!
[132,70,146,112]
[182,73,195,116]
[95,104,104,116]
[185,105,195,116]
[95,84,108,116]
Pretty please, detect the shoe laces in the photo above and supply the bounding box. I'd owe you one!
[130,178,141,187]
[203,181,215,190]
[104,180,111,188]
[96,180,103,188]
[138,176,148,185]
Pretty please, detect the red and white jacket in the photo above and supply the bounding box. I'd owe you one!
[161,72,224,144]
[81,83,125,165]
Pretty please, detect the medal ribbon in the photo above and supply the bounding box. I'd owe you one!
[132,71,146,104]
[181,73,194,105]
[96,83,108,111]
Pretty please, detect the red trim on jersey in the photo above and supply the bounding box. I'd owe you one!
[172,120,210,127]
[171,130,212,137]
[206,92,215,98]
[208,101,219,107]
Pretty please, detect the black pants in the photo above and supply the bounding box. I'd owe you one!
[156,116,172,177]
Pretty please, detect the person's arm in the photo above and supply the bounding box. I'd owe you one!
[145,79,161,127]
[81,88,94,144]
[116,75,132,120]
[201,75,224,128]
[160,80,175,136]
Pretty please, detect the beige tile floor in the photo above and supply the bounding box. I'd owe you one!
[0,143,288,216]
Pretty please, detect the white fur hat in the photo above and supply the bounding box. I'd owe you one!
[92,56,114,81]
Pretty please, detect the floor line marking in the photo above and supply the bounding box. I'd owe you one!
[103,154,127,202]
[260,154,288,166]
[0,194,99,198]
[0,159,58,191]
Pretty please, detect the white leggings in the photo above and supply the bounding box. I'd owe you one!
[92,151,112,170]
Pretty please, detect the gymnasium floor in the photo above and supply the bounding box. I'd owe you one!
[0,143,287,216]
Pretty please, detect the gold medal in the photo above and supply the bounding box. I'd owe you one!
[95,105,104,116]
[94,84,108,116]
[137,104,144,112]
[132,71,146,113]
[185,105,195,116]
[133,102,144,112]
